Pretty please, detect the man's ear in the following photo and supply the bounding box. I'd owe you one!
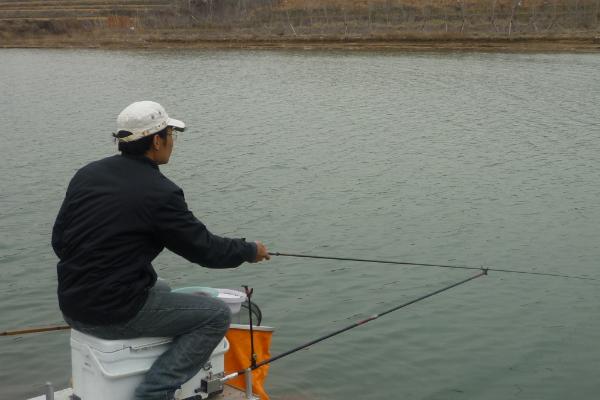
[152,134,161,150]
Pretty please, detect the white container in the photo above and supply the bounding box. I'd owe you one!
[172,287,247,315]
[70,329,228,400]
[216,288,246,314]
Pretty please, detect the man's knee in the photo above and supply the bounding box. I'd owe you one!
[214,300,232,334]
[191,297,231,334]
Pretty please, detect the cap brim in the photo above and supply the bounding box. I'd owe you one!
[168,118,186,132]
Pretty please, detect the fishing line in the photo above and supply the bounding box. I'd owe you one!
[223,270,487,380]
[269,252,597,281]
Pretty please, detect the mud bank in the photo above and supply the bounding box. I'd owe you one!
[3,35,600,52]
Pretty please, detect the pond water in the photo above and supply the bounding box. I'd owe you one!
[1,49,599,399]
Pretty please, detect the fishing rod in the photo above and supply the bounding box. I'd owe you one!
[1,325,70,336]
[268,252,597,281]
[222,269,487,382]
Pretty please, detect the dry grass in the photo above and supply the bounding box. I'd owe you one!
[1,0,599,48]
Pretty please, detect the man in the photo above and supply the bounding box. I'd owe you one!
[52,101,270,400]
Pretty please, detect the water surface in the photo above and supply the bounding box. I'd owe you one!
[1,49,599,399]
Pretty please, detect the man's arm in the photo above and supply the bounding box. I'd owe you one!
[154,189,268,268]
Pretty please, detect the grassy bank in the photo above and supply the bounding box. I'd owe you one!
[1,0,599,50]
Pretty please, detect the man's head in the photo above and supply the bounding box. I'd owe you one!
[114,101,185,165]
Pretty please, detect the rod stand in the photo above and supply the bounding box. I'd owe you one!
[45,382,54,400]
[244,368,259,400]
[242,285,257,368]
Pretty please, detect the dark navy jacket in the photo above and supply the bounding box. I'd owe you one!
[52,154,256,325]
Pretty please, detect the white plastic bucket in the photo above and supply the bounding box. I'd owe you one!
[70,329,228,400]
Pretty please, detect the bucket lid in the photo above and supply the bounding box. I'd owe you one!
[216,288,246,303]
[71,329,172,352]
[172,286,219,297]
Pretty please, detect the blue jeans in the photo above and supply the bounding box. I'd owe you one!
[64,280,232,400]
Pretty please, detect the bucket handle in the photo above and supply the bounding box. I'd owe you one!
[86,344,149,379]
[223,337,230,353]
[85,338,229,379]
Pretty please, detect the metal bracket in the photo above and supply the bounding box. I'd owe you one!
[199,372,225,397]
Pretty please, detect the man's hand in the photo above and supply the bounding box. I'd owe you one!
[254,241,271,262]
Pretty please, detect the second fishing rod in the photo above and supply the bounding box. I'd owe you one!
[221,250,595,381]
[222,269,487,382]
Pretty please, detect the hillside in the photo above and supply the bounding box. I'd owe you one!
[1,0,599,50]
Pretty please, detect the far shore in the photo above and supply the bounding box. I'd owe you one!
[2,35,600,52]
[2,0,599,52]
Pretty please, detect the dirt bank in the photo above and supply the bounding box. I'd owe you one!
[3,34,600,52]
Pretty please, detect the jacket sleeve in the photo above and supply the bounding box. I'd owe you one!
[153,188,257,268]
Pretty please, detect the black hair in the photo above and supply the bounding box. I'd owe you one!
[116,127,169,155]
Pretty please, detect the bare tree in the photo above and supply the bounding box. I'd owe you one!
[206,0,214,23]
[443,3,449,32]
[459,0,467,33]
[237,0,245,20]
[547,0,559,31]
[508,0,520,37]
[342,5,349,38]
[490,0,499,32]
[368,1,373,32]
[285,8,296,36]
[385,0,392,26]
[420,0,429,32]
[529,0,539,32]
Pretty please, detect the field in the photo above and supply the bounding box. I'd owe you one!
[1,0,599,49]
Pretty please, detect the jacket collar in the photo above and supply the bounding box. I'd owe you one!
[121,154,159,170]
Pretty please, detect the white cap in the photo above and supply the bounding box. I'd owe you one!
[116,101,185,142]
